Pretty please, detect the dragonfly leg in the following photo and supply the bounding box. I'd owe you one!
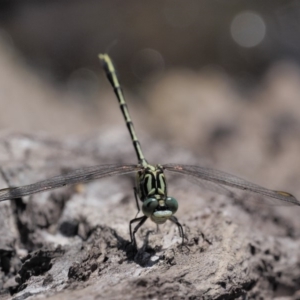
[129,216,148,248]
[133,187,141,218]
[156,224,160,233]
[169,216,185,245]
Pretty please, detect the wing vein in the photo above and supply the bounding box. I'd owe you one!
[164,164,300,206]
[0,164,139,201]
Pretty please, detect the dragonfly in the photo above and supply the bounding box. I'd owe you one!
[0,54,299,249]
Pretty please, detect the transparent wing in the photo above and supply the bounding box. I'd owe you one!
[163,164,300,206]
[0,164,139,202]
[187,175,236,198]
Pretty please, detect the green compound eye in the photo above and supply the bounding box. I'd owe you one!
[142,198,158,217]
[165,197,178,214]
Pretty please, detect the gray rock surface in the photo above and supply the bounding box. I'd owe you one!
[0,132,299,300]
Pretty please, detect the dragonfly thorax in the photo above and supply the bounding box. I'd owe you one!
[136,164,167,200]
[137,164,178,224]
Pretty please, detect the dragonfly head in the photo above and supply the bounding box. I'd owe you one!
[142,196,178,224]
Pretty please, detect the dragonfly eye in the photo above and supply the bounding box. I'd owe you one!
[142,198,158,217]
[165,197,178,214]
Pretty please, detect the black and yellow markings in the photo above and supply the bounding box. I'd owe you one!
[99,54,147,166]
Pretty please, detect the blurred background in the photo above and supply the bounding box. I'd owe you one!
[0,0,299,191]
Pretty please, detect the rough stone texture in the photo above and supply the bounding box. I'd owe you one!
[1,35,300,300]
[0,132,299,300]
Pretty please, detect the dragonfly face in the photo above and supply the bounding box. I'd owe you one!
[137,164,178,224]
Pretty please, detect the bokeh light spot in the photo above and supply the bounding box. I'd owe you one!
[231,11,266,48]
[67,68,99,97]
[131,49,165,82]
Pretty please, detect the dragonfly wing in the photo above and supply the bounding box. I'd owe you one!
[187,175,236,198]
[163,164,300,206]
[0,164,139,202]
